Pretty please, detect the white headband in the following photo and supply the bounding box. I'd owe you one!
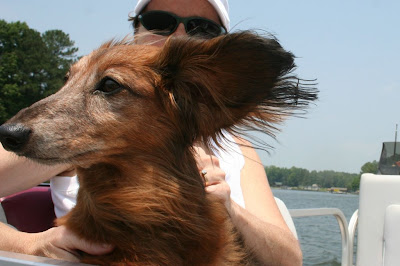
[133,0,230,31]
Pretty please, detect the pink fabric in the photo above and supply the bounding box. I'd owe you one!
[0,186,56,233]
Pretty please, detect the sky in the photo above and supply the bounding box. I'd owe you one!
[1,0,399,173]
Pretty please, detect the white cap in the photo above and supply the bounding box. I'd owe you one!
[133,0,230,31]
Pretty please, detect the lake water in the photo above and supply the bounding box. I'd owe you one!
[272,189,359,266]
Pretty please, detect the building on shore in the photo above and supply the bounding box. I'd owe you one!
[329,187,348,194]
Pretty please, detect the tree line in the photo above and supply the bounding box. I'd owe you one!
[0,20,79,124]
[265,160,379,192]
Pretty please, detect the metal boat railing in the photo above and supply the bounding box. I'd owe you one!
[348,209,359,265]
[289,208,352,266]
[0,250,89,266]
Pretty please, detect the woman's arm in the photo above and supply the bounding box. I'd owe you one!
[231,137,302,265]
[0,145,70,197]
[194,139,302,265]
[0,146,108,261]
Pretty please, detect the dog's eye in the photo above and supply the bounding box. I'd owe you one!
[96,78,123,95]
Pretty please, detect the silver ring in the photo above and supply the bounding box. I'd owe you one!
[201,169,207,177]
[201,169,208,184]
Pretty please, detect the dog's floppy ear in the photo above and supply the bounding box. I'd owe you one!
[153,31,317,143]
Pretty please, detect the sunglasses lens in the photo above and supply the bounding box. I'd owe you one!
[140,12,177,35]
[186,19,224,38]
[139,11,225,38]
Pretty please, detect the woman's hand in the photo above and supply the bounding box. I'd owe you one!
[26,226,113,262]
[0,222,113,262]
[193,144,231,210]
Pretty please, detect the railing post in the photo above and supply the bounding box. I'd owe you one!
[289,208,351,266]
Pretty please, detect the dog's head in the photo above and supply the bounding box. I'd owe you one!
[0,31,317,166]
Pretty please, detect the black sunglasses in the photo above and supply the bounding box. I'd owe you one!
[137,10,226,38]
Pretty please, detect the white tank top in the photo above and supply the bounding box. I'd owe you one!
[50,175,79,218]
[50,132,245,217]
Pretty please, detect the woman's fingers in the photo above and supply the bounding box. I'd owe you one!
[193,143,220,169]
[201,167,226,186]
[30,226,113,262]
[192,142,231,208]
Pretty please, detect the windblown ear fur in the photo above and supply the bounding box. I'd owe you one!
[154,31,317,144]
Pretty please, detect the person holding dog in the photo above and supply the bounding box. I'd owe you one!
[0,0,302,265]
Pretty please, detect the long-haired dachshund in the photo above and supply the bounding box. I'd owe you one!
[0,31,317,265]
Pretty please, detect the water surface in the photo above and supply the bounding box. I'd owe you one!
[272,189,359,265]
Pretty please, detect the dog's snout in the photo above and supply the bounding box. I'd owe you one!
[0,124,32,152]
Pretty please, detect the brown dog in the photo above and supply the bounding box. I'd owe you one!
[0,31,317,265]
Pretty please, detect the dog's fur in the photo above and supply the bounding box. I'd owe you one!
[1,31,317,265]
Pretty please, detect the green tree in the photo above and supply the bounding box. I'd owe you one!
[360,160,379,174]
[40,30,78,97]
[0,20,78,123]
[265,165,359,191]
[265,166,291,186]
[350,160,379,192]
[351,176,360,192]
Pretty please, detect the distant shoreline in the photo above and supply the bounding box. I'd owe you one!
[271,187,359,195]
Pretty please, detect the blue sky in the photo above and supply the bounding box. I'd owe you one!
[1,0,399,173]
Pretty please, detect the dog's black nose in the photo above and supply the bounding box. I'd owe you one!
[0,124,32,152]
